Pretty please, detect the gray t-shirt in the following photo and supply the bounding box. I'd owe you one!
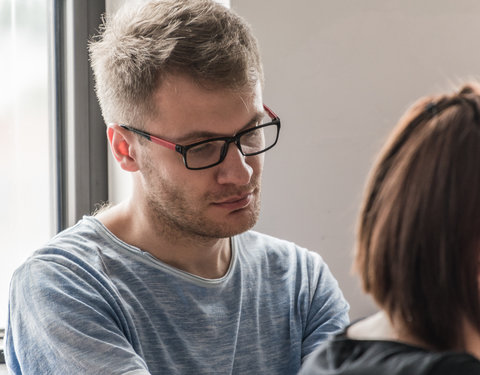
[6,216,349,374]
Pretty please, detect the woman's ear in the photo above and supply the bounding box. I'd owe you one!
[107,125,140,172]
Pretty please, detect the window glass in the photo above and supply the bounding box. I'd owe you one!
[0,0,52,326]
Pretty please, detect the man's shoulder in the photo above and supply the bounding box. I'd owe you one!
[10,217,125,301]
[18,217,111,275]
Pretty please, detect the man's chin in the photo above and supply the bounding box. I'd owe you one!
[200,209,260,238]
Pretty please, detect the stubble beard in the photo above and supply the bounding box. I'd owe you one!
[144,176,262,242]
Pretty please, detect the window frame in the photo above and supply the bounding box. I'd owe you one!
[52,0,108,232]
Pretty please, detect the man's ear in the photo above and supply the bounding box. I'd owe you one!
[107,125,140,172]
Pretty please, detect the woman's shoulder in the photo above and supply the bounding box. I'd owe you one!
[299,315,480,375]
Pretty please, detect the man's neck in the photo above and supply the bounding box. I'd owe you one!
[95,200,232,279]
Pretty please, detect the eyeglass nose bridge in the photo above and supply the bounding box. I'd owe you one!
[218,134,246,164]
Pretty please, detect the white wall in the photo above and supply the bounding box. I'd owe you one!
[231,0,480,319]
[107,0,480,319]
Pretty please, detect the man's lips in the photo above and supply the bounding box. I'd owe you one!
[212,192,254,211]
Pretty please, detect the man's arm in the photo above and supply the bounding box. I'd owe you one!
[5,253,151,375]
[301,252,350,360]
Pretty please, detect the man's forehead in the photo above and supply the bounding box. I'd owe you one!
[152,75,262,114]
[145,77,263,140]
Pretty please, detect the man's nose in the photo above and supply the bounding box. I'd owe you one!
[216,142,253,185]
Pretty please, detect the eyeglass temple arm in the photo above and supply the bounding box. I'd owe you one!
[263,104,279,120]
[119,124,176,151]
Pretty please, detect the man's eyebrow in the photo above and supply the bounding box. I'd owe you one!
[175,111,265,144]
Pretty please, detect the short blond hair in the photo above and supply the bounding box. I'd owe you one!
[89,0,263,126]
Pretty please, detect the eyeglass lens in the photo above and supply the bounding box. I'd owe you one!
[185,123,278,169]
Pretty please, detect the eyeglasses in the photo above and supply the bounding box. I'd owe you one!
[120,104,281,170]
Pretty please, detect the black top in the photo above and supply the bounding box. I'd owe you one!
[298,326,480,375]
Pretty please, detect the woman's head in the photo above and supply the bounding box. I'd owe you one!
[355,82,480,350]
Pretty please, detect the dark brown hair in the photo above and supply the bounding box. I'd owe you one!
[355,82,480,350]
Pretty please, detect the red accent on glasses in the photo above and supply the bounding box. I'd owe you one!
[263,104,278,120]
[148,134,176,150]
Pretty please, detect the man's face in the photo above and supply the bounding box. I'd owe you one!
[135,74,265,240]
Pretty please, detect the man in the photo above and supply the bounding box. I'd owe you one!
[5,1,349,374]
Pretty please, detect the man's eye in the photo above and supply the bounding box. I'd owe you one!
[241,128,262,143]
[188,142,221,156]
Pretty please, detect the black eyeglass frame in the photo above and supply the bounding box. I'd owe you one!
[119,104,281,170]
